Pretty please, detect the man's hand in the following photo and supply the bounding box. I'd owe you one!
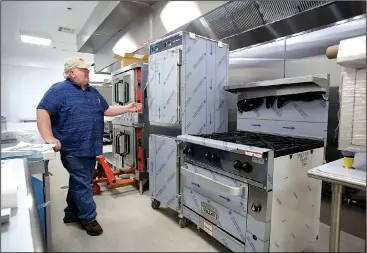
[125,102,142,112]
[104,103,143,116]
[45,137,62,152]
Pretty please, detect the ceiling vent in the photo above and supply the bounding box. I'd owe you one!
[58,26,75,34]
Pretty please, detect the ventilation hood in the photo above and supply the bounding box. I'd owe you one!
[185,1,366,51]
[77,1,155,54]
[78,1,365,73]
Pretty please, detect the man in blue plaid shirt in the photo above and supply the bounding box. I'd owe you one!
[37,57,142,236]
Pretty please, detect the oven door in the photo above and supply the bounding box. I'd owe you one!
[113,124,124,168]
[148,48,181,125]
[119,125,136,169]
[181,164,248,215]
[112,125,137,168]
[120,69,137,105]
[181,163,249,243]
[113,125,136,168]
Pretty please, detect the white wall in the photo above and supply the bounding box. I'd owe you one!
[1,50,111,123]
[1,64,63,123]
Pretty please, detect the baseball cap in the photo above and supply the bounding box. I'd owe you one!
[64,57,94,71]
[63,57,95,78]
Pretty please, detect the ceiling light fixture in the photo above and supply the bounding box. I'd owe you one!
[20,34,52,46]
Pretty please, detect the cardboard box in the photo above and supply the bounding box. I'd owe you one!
[113,53,148,67]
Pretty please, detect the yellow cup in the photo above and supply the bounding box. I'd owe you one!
[343,157,354,169]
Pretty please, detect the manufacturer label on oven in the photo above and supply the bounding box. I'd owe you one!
[203,220,213,236]
[245,151,262,158]
[252,157,264,164]
[201,205,218,220]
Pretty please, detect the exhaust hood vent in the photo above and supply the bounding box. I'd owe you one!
[204,1,264,39]
[203,0,333,40]
[297,1,330,11]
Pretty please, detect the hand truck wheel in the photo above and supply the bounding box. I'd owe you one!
[91,183,101,196]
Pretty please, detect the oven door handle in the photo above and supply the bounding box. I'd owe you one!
[115,133,122,155]
[122,134,130,156]
[114,81,119,103]
[115,80,124,105]
[124,81,129,104]
[181,167,247,197]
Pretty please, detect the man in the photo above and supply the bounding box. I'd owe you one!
[36,57,142,236]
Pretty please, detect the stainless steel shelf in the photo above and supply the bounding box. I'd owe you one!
[224,74,329,99]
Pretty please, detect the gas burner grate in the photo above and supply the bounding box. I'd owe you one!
[194,131,324,157]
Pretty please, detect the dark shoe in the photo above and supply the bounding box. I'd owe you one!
[63,216,78,223]
[81,219,103,236]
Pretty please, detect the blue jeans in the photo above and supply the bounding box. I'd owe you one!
[60,154,97,222]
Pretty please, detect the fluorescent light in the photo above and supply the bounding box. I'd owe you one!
[20,34,51,46]
[160,1,201,33]
[112,33,138,56]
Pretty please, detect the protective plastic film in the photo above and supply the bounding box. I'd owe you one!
[181,33,229,135]
[338,67,366,152]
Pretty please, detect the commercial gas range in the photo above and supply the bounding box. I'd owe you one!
[177,131,324,252]
[176,75,330,252]
[111,62,149,194]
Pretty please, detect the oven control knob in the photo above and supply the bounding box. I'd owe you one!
[204,153,211,160]
[233,160,243,170]
[187,148,194,156]
[243,162,253,173]
[211,154,219,162]
[183,147,189,154]
[251,203,262,212]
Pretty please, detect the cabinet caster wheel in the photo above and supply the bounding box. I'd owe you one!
[179,217,188,228]
[151,199,160,210]
[197,227,202,232]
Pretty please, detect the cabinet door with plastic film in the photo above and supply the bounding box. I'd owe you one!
[148,48,181,125]
[149,134,179,211]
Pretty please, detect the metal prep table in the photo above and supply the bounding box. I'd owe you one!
[1,158,46,252]
[308,152,366,252]
[1,143,54,252]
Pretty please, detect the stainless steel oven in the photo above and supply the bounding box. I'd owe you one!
[111,63,149,194]
[112,71,136,105]
[112,125,136,169]
[112,62,147,106]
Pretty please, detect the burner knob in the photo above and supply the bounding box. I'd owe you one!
[211,154,219,162]
[204,153,212,160]
[187,148,194,156]
[233,160,243,170]
[243,162,253,173]
[183,147,189,154]
[251,203,262,213]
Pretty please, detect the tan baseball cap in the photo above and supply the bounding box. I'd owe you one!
[64,57,94,70]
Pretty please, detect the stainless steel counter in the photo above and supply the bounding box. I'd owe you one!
[1,158,45,252]
[308,153,366,252]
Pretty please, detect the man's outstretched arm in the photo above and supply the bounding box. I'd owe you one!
[104,102,142,117]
